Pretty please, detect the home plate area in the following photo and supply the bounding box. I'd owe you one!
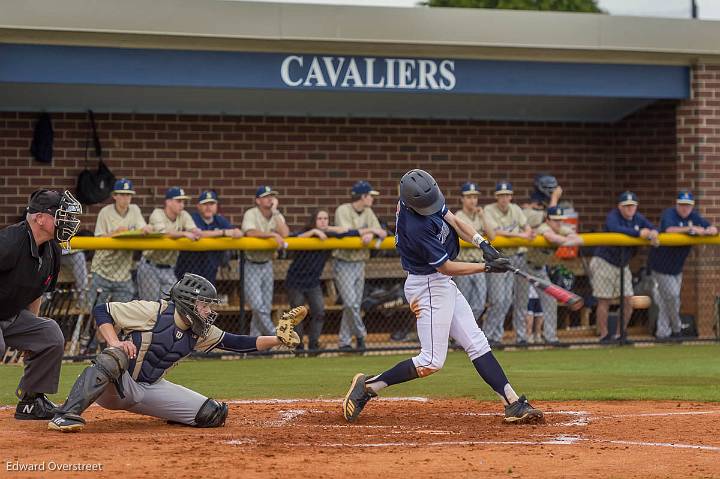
[2,399,719,478]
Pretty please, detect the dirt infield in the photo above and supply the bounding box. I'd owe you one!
[2,399,719,478]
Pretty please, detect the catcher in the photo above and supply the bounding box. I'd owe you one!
[48,273,305,432]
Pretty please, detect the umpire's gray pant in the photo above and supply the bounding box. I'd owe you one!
[484,254,529,343]
[0,310,65,396]
[652,271,682,338]
[244,261,275,336]
[334,260,367,347]
[137,258,177,301]
[453,273,487,321]
[528,266,559,342]
[97,372,208,426]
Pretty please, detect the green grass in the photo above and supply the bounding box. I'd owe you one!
[1,344,719,405]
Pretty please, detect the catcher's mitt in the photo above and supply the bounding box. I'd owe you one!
[276,306,308,348]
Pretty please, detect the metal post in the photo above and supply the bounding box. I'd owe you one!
[239,250,246,333]
[691,0,698,19]
[619,255,625,344]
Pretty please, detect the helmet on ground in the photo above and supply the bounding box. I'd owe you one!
[533,174,558,203]
[170,273,220,337]
[399,169,445,216]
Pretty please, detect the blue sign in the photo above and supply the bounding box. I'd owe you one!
[0,44,689,99]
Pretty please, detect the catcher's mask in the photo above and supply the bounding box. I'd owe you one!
[533,174,558,204]
[399,169,445,216]
[170,273,220,337]
[27,189,82,242]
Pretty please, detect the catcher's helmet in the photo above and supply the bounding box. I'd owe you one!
[399,169,445,216]
[533,174,558,202]
[170,273,219,337]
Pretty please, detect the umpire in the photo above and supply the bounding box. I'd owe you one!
[0,189,82,420]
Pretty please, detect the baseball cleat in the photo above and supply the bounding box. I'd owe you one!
[48,413,86,433]
[342,373,376,423]
[15,393,56,420]
[504,395,544,424]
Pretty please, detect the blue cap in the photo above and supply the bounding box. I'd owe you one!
[547,206,568,220]
[677,191,695,205]
[255,185,279,198]
[461,182,480,195]
[165,187,190,200]
[352,180,379,196]
[113,178,135,194]
[618,191,638,206]
[495,181,513,195]
[198,190,218,204]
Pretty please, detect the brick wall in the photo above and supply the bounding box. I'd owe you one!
[676,64,720,336]
[0,104,677,233]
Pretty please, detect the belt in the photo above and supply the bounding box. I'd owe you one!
[144,258,172,269]
[247,260,269,265]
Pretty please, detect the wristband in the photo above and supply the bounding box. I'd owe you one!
[471,233,486,248]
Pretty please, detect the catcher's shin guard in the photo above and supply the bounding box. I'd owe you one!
[54,347,129,418]
[194,398,228,428]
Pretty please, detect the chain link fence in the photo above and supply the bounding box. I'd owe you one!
[4,234,718,364]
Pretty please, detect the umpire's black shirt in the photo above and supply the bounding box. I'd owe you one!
[0,221,61,319]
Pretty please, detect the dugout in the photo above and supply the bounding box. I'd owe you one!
[1,0,720,335]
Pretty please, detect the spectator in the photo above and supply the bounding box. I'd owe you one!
[91,179,151,305]
[333,180,387,351]
[241,185,289,336]
[525,206,583,346]
[591,191,659,344]
[138,187,201,301]
[453,182,495,322]
[483,181,534,346]
[647,192,717,339]
[175,190,243,286]
[286,209,359,353]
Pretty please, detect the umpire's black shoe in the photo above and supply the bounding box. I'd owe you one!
[15,393,56,420]
[504,395,544,424]
[48,413,86,433]
[342,373,377,423]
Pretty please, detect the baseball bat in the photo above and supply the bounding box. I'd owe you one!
[510,267,584,311]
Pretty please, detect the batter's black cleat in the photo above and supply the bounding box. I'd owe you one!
[48,413,86,433]
[14,393,56,420]
[342,373,377,423]
[504,395,544,424]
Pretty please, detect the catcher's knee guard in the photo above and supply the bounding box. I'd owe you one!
[194,398,228,428]
[56,347,129,417]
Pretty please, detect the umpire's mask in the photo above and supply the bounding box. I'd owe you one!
[399,169,445,216]
[170,273,220,337]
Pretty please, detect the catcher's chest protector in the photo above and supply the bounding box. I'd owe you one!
[129,303,199,383]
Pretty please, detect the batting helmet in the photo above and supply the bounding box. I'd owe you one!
[399,169,445,216]
[170,273,220,337]
[533,174,558,202]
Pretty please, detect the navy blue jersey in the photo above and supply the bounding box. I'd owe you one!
[175,212,233,284]
[395,201,459,275]
[594,208,655,267]
[647,207,710,275]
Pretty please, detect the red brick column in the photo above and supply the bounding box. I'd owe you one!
[676,63,720,337]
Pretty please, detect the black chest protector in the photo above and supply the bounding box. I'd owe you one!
[129,302,198,384]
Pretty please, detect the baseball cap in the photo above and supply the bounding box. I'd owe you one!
[495,181,513,195]
[165,187,190,200]
[677,191,695,205]
[255,185,279,198]
[198,190,218,204]
[547,206,568,220]
[113,178,135,195]
[618,191,638,206]
[27,189,62,215]
[461,182,480,196]
[351,180,379,196]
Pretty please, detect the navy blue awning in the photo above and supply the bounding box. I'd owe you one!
[0,44,689,122]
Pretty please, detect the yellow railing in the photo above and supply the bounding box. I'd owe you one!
[67,232,720,251]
